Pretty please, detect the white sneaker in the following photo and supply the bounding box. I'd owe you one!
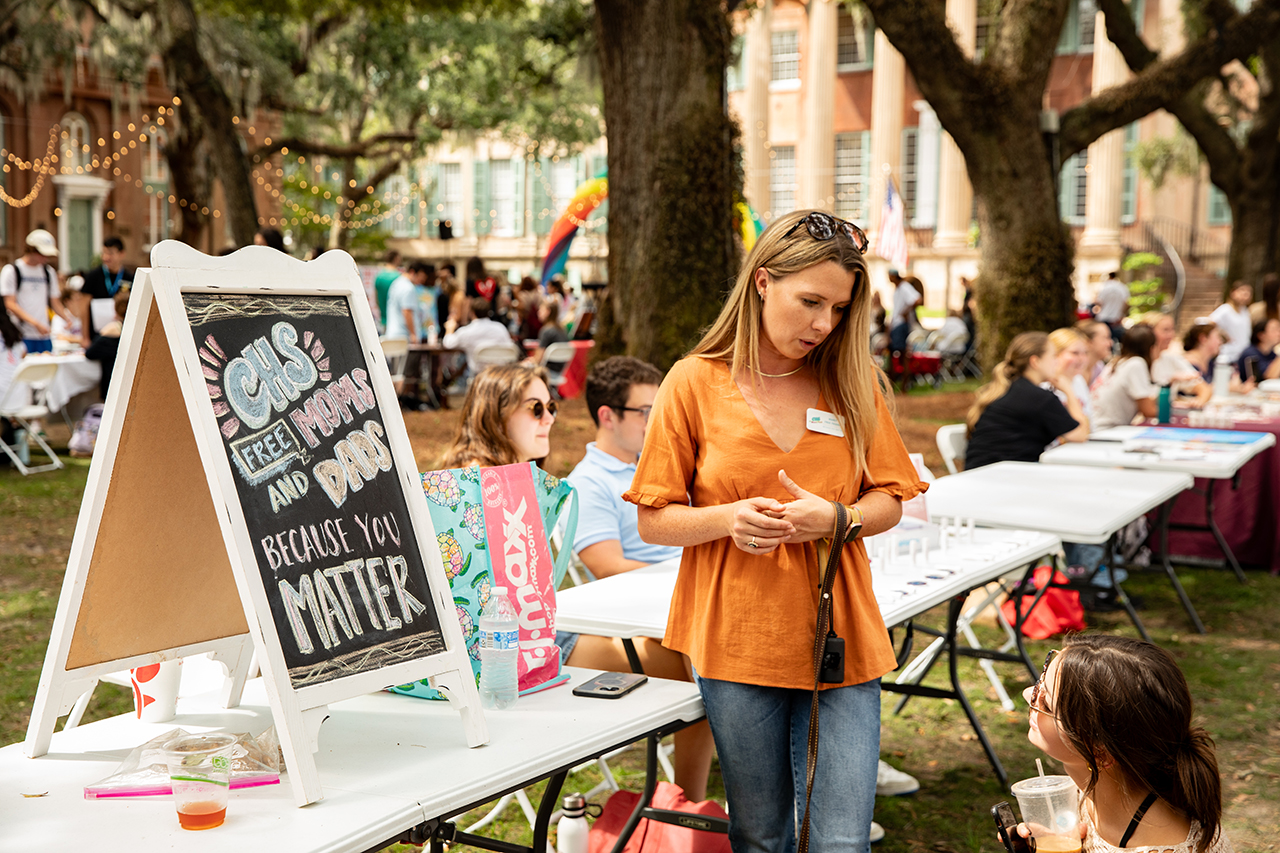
[875,759,920,796]
[870,821,885,843]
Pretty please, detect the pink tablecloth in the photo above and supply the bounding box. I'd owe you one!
[1164,417,1280,573]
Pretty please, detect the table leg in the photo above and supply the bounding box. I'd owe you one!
[622,638,644,675]
[1155,499,1208,634]
[945,596,1007,787]
[532,769,570,853]
[881,595,1009,788]
[1099,534,1153,643]
[1203,479,1249,584]
[607,732,730,853]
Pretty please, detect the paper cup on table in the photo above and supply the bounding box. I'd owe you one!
[1010,775,1081,852]
[130,659,182,722]
[163,733,237,830]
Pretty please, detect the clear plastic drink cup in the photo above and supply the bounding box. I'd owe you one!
[163,733,237,830]
[1010,775,1081,853]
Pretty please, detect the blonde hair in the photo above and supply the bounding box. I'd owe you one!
[965,331,1051,435]
[1048,327,1087,354]
[440,364,552,468]
[688,209,878,481]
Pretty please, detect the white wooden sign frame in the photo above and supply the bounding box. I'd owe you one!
[25,242,486,806]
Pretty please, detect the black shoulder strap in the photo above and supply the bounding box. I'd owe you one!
[8,262,52,290]
[1119,791,1160,847]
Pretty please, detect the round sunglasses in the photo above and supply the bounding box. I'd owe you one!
[522,399,558,420]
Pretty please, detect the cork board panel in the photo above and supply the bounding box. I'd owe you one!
[66,302,250,670]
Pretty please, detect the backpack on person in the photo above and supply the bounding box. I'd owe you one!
[68,403,104,458]
[5,261,54,294]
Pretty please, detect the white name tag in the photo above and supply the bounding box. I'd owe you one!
[806,408,845,437]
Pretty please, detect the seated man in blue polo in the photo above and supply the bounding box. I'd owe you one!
[556,356,715,800]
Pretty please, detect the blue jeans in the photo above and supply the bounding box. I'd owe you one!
[696,675,881,853]
[889,322,910,353]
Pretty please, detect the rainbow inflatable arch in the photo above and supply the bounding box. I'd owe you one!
[539,177,765,286]
[540,175,609,287]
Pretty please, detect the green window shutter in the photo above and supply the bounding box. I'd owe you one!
[1057,1,1079,54]
[1208,186,1232,226]
[534,156,553,235]
[591,154,609,234]
[427,163,442,234]
[1121,123,1138,225]
[512,156,526,237]
[1059,154,1077,222]
[473,159,490,236]
[860,130,871,222]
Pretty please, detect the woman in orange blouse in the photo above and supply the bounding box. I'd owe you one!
[626,210,926,853]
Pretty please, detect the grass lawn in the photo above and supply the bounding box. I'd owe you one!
[2,387,1277,852]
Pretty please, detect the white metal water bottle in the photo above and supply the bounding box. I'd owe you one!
[557,793,589,853]
[1214,359,1233,398]
[479,585,519,709]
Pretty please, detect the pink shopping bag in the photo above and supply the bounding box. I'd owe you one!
[478,464,560,692]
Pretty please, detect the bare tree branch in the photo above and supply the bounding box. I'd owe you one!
[252,132,417,159]
[1058,0,1280,164]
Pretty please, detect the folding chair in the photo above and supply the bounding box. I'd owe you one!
[0,359,65,474]
[473,343,521,370]
[935,423,968,475]
[930,329,970,382]
[539,341,577,398]
[380,337,409,386]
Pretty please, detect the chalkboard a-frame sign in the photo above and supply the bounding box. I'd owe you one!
[25,242,486,806]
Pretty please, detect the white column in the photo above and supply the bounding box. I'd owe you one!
[744,0,773,215]
[912,101,940,230]
[55,183,70,273]
[933,0,976,250]
[868,29,903,235]
[800,0,837,211]
[1079,8,1127,250]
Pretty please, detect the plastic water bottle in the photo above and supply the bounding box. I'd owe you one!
[479,585,519,709]
[557,793,589,853]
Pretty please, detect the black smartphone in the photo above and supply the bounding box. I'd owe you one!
[1246,356,1261,382]
[992,802,1034,853]
[572,672,648,699]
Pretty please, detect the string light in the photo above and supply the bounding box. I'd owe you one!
[0,108,229,221]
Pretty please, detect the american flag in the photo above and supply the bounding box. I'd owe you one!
[877,176,909,271]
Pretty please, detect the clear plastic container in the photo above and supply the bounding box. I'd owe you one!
[479,585,519,709]
[163,732,238,830]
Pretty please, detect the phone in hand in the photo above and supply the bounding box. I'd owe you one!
[572,671,648,699]
[992,802,1035,853]
[1246,356,1261,383]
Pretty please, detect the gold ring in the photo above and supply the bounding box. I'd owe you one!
[748,537,759,549]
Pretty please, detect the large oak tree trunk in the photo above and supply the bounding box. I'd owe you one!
[159,0,259,248]
[165,98,211,249]
[593,0,739,371]
[1222,43,1280,290]
[970,124,1077,366]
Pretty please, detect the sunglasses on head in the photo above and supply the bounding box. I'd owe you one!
[781,212,869,254]
[523,399,558,420]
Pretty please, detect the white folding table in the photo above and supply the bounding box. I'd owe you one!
[924,461,1195,636]
[0,668,704,853]
[1041,428,1275,585]
[556,528,1063,788]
